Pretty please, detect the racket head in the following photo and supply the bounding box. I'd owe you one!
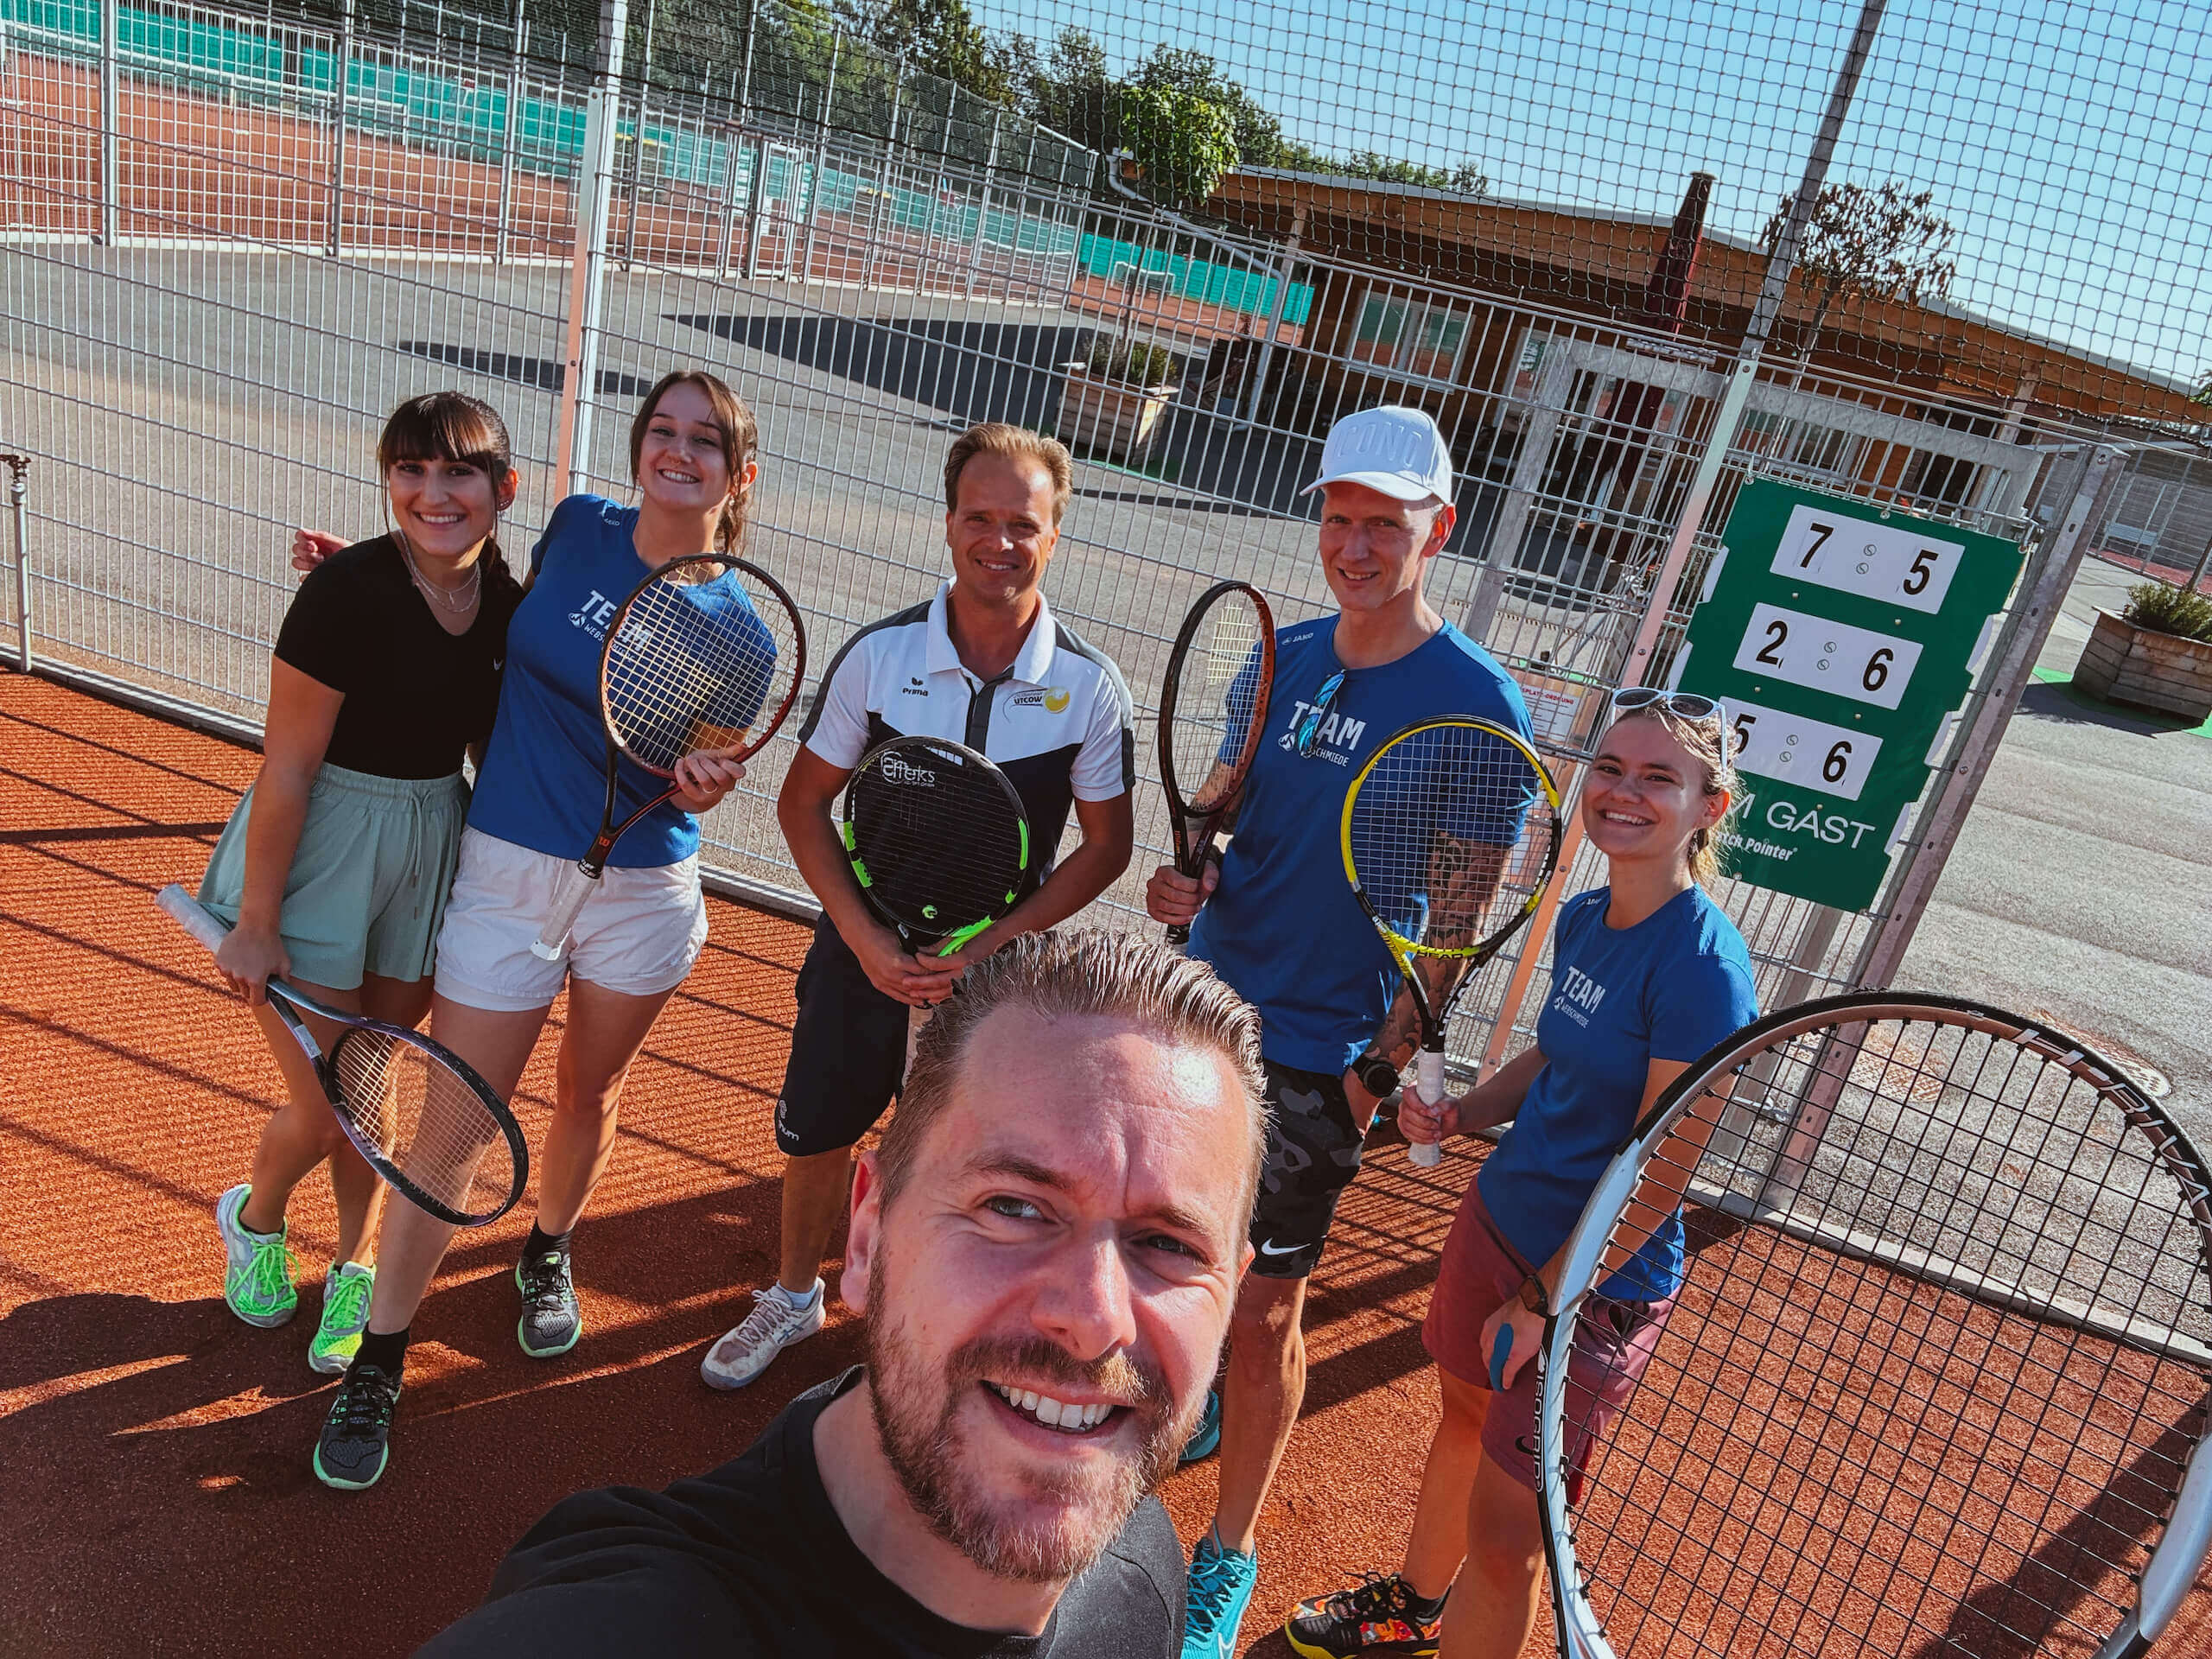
[1157,580,1275,854]
[1537,992,2212,1659]
[841,735,1031,948]
[313,1011,529,1227]
[600,550,806,774]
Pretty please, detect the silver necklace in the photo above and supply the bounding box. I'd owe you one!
[398,534,481,613]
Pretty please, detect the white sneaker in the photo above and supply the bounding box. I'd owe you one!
[700,1280,825,1390]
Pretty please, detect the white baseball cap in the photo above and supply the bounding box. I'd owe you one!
[1302,405,1454,505]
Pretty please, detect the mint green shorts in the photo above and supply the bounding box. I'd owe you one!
[197,763,471,991]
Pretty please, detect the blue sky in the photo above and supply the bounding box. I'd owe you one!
[979,0,2212,388]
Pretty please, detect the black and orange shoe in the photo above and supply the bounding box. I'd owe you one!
[1283,1573,1446,1658]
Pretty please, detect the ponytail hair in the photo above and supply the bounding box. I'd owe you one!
[630,369,760,555]
[1603,704,1740,886]
[376,391,517,583]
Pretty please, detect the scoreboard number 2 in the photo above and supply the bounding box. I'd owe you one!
[1770,505,1965,614]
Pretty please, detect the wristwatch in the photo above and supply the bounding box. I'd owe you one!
[1351,1050,1402,1100]
[1516,1274,1550,1318]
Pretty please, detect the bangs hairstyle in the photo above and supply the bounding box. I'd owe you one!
[630,369,760,554]
[1603,704,1741,887]
[377,391,515,581]
[943,423,1075,525]
[882,930,1269,1231]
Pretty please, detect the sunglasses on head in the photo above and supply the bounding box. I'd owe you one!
[1611,686,1725,725]
[1294,670,1347,758]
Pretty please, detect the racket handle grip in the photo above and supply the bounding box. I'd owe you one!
[531,864,599,961]
[1408,1048,1445,1167]
[156,883,231,950]
[1162,922,1192,949]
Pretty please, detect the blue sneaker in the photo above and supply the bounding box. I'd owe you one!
[1179,1388,1222,1463]
[1184,1530,1259,1657]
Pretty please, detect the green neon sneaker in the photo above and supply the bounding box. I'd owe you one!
[215,1183,296,1328]
[308,1262,377,1376]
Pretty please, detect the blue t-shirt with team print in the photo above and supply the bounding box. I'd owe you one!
[1478,885,1759,1301]
[1187,615,1531,1075]
[468,494,773,868]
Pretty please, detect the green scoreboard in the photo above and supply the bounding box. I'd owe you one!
[1671,479,2025,912]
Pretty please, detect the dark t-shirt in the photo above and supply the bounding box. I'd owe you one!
[417,1369,1185,1658]
[273,535,522,779]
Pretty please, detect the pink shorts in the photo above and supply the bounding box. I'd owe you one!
[1423,1178,1674,1501]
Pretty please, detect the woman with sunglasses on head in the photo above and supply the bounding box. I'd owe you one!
[200,392,523,1376]
[299,369,766,1492]
[1280,689,1758,1659]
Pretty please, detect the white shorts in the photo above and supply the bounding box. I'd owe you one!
[434,827,709,1012]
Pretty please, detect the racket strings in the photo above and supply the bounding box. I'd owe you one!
[1346,725,1558,953]
[606,565,801,775]
[848,743,1028,936]
[1560,1016,2210,1658]
[331,1032,517,1220]
[1165,594,1268,816]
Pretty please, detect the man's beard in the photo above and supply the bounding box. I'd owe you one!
[863,1271,1200,1584]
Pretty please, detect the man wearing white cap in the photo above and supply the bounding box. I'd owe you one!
[1147,405,1533,1656]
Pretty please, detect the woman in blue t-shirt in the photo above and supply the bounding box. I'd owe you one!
[308,369,765,1492]
[1281,692,1758,1659]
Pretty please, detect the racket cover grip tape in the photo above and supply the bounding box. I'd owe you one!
[1489,1323,1515,1392]
[1409,1047,1445,1167]
[156,883,230,950]
[531,863,599,962]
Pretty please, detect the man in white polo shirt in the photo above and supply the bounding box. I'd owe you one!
[698,422,1137,1391]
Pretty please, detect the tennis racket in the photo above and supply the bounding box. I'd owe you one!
[1535,992,2212,1659]
[1156,580,1274,948]
[531,547,806,961]
[156,885,527,1226]
[1341,717,1562,1166]
[841,734,1032,958]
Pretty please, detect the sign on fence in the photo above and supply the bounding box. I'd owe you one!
[1672,479,2024,912]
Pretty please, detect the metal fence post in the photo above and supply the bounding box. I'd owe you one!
[800,29,837,287]
[98,0,118,245]
[1850,445,2127,990]
[3,454,30,673]
[963,108,999,296]
[493,0,524,264]
[619,0,655,271]
[326,0,353,257]
[556,0,627,495]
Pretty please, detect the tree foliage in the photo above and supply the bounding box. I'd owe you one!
[1117,81,1239,213]
[1764,180,1960,354]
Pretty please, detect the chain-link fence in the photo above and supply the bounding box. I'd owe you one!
[3,0,2205,1071]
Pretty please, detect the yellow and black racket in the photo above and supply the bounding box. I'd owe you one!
[1341,717,1562,1166]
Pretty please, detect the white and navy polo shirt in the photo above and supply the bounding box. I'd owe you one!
[798,581,1135,866]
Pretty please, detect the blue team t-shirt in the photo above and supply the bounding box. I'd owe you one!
[468,495,772,868]
[1188,616,1531,1074]
[1478,885,1759,1301]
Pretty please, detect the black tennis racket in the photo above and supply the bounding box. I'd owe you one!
[158,885,527,1226]
[1535,993,2212,1659]
[840,734,1032,958]
[532,545,806,961]
[1157,580,1274,948]
[1340,716,1562,1166]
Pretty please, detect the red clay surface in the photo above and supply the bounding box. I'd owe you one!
[2,670,2208,1657]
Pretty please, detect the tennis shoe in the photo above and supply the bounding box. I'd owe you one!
[1183,1532,1259,1658]
[314,1362,400,1491]
[516,1247,582,1358]
[700,1279,824,1390]
[1179,1387,1222,1463]
[215,1182,297,1328]
[1284,1573,1446,1657]
[308,1262,376,1375]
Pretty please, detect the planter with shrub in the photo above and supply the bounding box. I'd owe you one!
[2074,581,2212,721]
[1058,339,1181,463]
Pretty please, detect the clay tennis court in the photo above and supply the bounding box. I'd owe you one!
[3,670,2208,1657]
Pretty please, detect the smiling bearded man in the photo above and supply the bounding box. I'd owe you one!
[419,930,1265,1657]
